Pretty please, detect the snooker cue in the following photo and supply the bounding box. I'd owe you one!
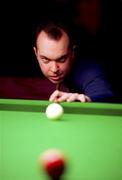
[56,83,61,90]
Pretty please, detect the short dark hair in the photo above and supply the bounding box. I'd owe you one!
[33,20,76,49]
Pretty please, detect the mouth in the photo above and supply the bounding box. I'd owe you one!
[49,76,63,83]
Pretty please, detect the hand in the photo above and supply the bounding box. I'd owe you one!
[49,90,91,103]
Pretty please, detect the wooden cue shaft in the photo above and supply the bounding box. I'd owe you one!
[56,83,61,90]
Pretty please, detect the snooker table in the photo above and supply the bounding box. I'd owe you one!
[0,99,122,180]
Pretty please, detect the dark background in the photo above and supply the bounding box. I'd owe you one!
[0,0,122,102]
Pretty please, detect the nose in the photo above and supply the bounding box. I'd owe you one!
[51,61,59,73]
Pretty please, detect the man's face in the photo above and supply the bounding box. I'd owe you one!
[34,31,74,84]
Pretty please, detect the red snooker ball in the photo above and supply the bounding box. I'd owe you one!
[39,149,66,179]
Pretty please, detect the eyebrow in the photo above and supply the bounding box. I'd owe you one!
[39,53,70,61]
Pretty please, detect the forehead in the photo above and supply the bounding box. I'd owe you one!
[36,31,70,58]
[36,31,70,47]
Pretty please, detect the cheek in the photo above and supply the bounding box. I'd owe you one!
[60,61,71,75]
[64,60,71,71]
[38,62,49,75]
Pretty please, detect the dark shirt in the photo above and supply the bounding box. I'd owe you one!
[64,59,114,103]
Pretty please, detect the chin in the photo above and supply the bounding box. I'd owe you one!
[49,79,62,84]
[51,80,60,84]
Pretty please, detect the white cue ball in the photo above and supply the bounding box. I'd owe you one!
[45,103,64,120]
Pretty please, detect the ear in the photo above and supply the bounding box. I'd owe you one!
[72,45,76,59]
[33,47,37,57]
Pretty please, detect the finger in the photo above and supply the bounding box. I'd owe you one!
[67,93,79,102]
[56,93,70,102]
[85,96,92,102]
[49,90,61,102]
[78,94,91,102]
[77,94,86,102]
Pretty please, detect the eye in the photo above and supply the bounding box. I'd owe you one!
[57,55,69,63]
[58,58,66,63]
[41,57,50,64]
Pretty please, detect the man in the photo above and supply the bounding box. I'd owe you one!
[33,21,114,103]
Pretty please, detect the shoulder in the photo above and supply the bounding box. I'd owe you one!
[71,58,104,81]
[64,58,105,90]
